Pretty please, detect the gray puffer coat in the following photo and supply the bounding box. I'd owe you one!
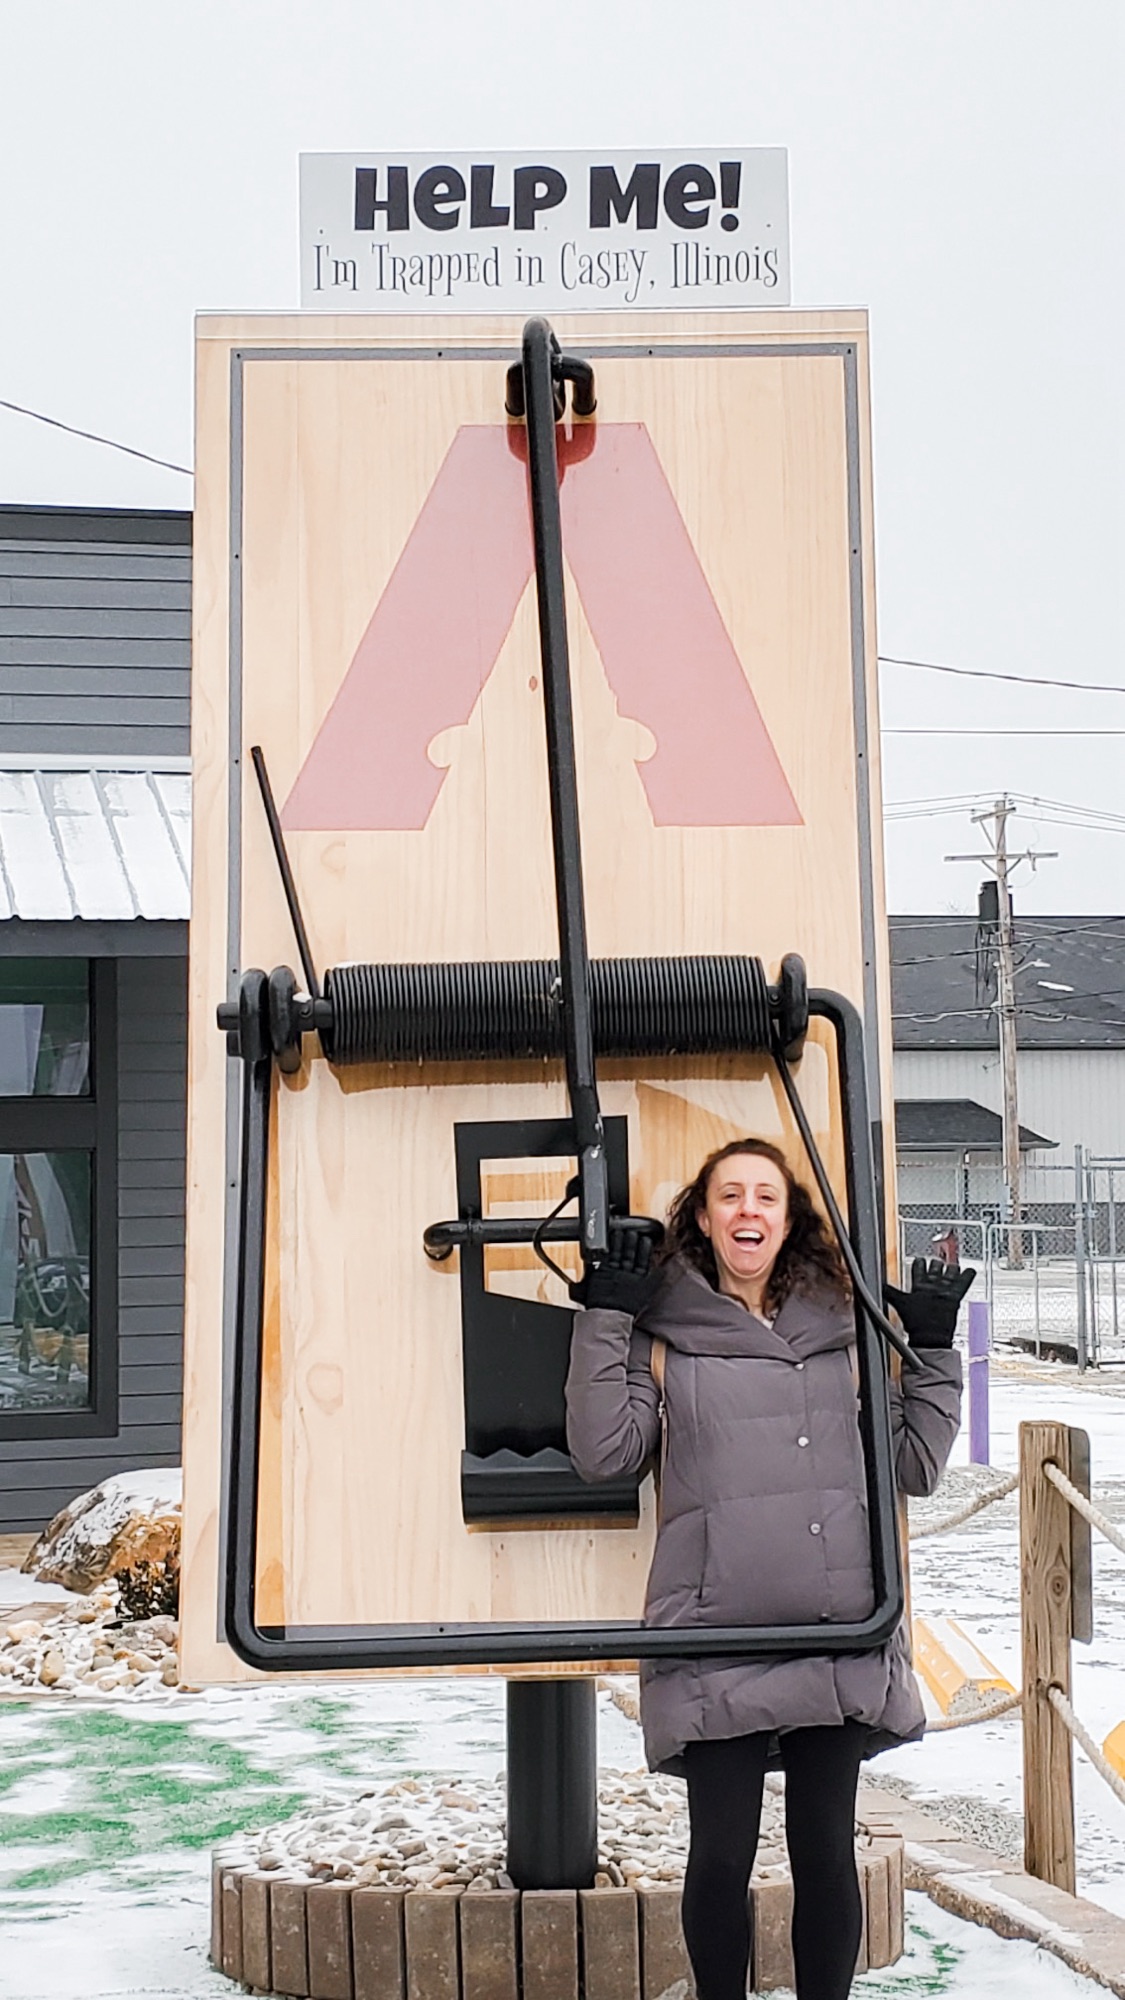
[565,1259,962,1774]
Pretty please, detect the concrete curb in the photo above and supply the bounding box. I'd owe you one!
[859,1782,1125,1997]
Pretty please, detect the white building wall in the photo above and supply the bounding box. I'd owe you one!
[892,1048,1125,1206]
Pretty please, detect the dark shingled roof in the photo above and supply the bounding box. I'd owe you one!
[894,1098,1054,1153]
[890,915,1125,1050]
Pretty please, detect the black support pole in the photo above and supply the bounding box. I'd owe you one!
[506,1678,598,1890]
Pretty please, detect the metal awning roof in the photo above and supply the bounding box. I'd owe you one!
[0,763,190,921]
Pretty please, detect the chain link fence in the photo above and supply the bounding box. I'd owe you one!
[896,1151,1125,1369]
[1079,1155,1125,1365]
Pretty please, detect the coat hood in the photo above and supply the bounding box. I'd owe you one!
[636,1258,855,1363]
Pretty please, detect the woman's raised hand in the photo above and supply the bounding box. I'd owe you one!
[570,1226,664,1318]
[883,1257,976,1348]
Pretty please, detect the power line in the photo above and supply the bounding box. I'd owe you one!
[1015,814,1125,839]
[887,794,986,808]
[0,396,192,476]
[889,920,1125,946]
[885,798,995,820]
[895,941,1125,969]
[1038,1014,1125,1032]
[869,789,1125,827]
[1017,793,1125,827]
[1014,819,1125,838]
[1019,983,1125,1006]
[892,1006,1044,1022]
[892,1007,997,1022]
[879,654,1125,697]
[1000,921,1125,945]
[892,1003,1125,1027]
[885,793,1125,831]
[883,727,1125,736]
[894,924,1125,966]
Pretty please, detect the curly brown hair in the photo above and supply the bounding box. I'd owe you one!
[661,1138,850,1314]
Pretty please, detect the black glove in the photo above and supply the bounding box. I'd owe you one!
[883,1257,976,1348]
[570,1225,663,1318]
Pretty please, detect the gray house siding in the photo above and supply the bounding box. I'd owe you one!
[0,506,190,760]
[0,954,186,1531]
[0,504,191,1533]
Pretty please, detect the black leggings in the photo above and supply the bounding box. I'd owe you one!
[681,1723,866,2000]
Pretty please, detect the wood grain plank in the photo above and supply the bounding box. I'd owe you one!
[182,310,888,1680]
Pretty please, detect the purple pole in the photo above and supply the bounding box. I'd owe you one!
[968,1299,990,1466]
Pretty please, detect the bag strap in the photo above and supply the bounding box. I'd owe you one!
[650,1337,668,1521]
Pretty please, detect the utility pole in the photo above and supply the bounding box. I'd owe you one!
[947,797,1056,1269]
[993,799,1024,1265]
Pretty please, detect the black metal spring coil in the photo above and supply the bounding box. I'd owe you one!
[323,957,774,1065]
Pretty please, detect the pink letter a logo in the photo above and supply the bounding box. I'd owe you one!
[282,425,801,831]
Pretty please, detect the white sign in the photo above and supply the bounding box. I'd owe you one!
[299,150,790,312]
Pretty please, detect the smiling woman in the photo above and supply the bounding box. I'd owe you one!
[692,1150,790,1305]
[566,1140,967,2000]
[663,1138,850,1322]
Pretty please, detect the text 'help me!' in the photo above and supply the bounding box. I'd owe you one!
[299,151,790,312]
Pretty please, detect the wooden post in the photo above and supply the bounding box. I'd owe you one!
[1020,1421,1076,1891]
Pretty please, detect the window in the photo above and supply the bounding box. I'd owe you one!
[0,961,117,1438]
[0,959,90,1096]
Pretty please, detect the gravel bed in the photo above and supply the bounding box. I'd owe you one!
[219,1770,793,1891]
[871,1771,1025,1863]
[0,1586,180,1697]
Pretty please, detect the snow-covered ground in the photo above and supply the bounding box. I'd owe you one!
[1,1351,1123,1997]
[0,1676,1103,1999]
[882,1356,1125,1917]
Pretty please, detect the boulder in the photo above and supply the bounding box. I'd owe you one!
[22,1469,182,1596]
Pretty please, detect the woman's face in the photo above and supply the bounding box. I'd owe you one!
[696,1152,790,1295]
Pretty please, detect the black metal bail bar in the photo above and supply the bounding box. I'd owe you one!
[516,317,608,1260]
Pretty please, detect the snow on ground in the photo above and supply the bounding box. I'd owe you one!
[0,1676,1103,1999]
[0,1570,85,1613]
[0,1679,623,2000]
[881,1354,1125,1915]
[1,1350,1124,1995]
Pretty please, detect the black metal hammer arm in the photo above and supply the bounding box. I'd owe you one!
[516,318,608,1261]
[220,986,904,1671]
[773,1046,923,1374]
[799,990,907,1612]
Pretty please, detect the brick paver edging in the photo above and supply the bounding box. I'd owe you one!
[210,1834,904,1999]
[859,1780,1125,1999]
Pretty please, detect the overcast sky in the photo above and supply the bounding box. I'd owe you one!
[1,2,1121,914]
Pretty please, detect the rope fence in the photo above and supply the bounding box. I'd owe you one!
[1031,1448,1125,1839]
[924,1691,1022,1733]
[911,1448,1125,1809]
[909,1471,1019,1539]
[1047,1685,1125,1811]
[1043,1461,1125,1561]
